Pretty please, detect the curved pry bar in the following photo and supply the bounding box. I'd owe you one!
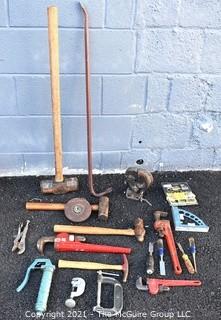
[80,2,112,197]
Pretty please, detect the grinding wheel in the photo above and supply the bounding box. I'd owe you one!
[64,198,92,222]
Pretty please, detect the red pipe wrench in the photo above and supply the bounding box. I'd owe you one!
[136,277,202,295]
[37,232,132,255]
[153,211,182,275]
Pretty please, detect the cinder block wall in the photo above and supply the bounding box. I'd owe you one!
[0,0,221,175]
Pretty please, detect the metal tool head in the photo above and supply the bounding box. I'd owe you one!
[134,218,146,242]
[136,277,147,291]
[98,196,109,221]
[125,167,153,203]
[148,242,154,254]
[93,270,123,317]
[37,236,55,255]
[153,211,168,221]
[64,198,92,222]
[40,177,79,194]
[65,277,86,308]
[122,254,129,283]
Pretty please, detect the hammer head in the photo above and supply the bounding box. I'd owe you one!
[122,254,129,283]
[134,218,146,242]
[40,177,79,194]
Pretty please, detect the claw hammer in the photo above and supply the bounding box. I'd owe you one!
[153,211,182,275]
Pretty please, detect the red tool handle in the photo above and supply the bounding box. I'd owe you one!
[54,233,131,254]
[148,278,202,295]
[154,220,182,275]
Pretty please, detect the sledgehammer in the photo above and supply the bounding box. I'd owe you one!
[40,6,78,194]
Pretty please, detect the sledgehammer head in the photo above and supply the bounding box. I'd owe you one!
[40,177,79,194]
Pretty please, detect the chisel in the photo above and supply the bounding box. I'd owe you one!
[188,237,197,273]
[146,242,154,275]
[177,242,195,274]
[157,239,166,276]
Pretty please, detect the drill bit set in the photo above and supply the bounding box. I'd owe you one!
[11,3,209,317]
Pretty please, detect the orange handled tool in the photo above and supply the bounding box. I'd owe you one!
[177,243,195,274]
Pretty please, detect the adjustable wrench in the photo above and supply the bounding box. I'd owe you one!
[153,211,182,275]
[136,277,202,295]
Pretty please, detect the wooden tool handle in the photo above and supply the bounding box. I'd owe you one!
[26,202,65,211]
[58,260,122,271]
[54,225,135,236]
[48,6,63,182]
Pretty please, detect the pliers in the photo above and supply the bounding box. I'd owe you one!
[12,220,30,254]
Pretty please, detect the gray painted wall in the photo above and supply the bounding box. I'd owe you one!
[0,0,221,176]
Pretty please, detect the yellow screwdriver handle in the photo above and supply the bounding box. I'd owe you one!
[182,254,195,274]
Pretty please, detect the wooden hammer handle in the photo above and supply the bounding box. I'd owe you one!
[26,202,65,211]
[48,6,63,182]
[58,260,122,271]
[54,225,135,236]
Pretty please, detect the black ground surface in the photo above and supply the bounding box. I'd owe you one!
[0,172,220,320]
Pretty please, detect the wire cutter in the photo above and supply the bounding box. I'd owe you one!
[12,220,30,254]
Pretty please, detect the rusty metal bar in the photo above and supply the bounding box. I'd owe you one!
[80,2,112,197]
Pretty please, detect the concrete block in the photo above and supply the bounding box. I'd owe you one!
[147,75,170,112]
[136,29,202,73]
[0,29,134,74]
[135,0,178,28]
[201,32,221,73]
[63,116,132,152]
[214,149,221,168]
[0,117,53,153]
[179,0,221,28]
[121,149,160,171]
[193,114,221,148]
[0,154,23,174]
[106,0,134,28]
[0,0,8,26]
[169,76,208,112]
[103,76,146,114]
[16,75,101,115]
[160,148,214,170]
[9,0,104,27]
[23,152,101,172]
[205,77,221,112]
[132,113,192,149]
[101,152,121,170]
[0,77,17,115]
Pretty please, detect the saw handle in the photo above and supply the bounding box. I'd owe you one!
[26,202,65,211]
[54,225,135,236]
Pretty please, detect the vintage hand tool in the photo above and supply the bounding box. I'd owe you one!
[54,217,146,242]
[80,2,112,197]
[12,220,30,255]
[37,232,132,255]
[157,239,166,276]
[93,271,123,317]
[146,242,154,275]
[125,167,153,205]
[153,211,182,275]
[177,242,195,274]
[136,277,202,295]
[58,254,129,282]
[40,6,78,194]
[16,258,55,315]
[171,207,209,232]
[65,278,86,308]
[26,196,109,222]
[189,237,197,273]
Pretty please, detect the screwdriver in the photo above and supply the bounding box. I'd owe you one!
[177,242,195,274]
[157,239,166,276]
[146,242,154,274]
[189,237,197,273]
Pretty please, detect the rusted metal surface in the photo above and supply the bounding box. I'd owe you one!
[64,198,92,222]
[81,3,112,197]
